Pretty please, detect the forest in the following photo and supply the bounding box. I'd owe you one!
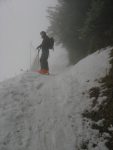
[47,0,113,64]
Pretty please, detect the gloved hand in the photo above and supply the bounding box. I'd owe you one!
[36,45,41,50]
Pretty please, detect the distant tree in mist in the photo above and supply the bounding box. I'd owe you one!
[47,0,91,64]
[47,0,113,64]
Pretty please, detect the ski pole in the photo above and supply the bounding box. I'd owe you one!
[30,42,38,69]
[30,41,35,69]
[37,49,40,67]
[30,42,32,69]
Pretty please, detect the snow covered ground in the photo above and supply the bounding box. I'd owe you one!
[0,47,112,150]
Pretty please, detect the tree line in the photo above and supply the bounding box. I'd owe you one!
[47,0,113,64]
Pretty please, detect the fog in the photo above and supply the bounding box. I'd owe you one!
[0,0,69,81]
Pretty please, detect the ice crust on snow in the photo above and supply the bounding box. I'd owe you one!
[0,47,112,150]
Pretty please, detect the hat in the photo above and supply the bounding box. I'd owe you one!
[40,31,46,36]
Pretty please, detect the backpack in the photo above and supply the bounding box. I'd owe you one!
[49,37,54,50]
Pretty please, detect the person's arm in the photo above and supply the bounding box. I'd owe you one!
[36,44,42,50]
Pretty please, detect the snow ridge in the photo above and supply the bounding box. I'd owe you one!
[0,47,112,150]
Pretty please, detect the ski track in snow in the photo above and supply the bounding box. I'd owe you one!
[0,73,44,149]
[0,72,75,150]
[0,47,112,150]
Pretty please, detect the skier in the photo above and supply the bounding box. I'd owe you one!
[36,31,50,74]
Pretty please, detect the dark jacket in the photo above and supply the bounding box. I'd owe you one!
[38,35,50,52]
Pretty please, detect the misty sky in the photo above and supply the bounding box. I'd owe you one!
[0,0,69,81]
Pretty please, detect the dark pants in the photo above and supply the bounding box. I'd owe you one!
[40,51,49,70]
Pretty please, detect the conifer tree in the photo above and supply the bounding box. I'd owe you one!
[47,0,113,64]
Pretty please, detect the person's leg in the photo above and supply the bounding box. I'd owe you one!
[40,54,43,70]
[40,52,49,73]
[44,57,49,70]
[43,53,49,73]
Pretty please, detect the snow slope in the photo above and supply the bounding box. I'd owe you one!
[0,47,112,150]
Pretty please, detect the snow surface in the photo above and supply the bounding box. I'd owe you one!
[0,47,112,150]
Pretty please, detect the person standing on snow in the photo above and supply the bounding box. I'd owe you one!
[36,31,50,74]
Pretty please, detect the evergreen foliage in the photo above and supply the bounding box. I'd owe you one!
[47,0,113,64]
